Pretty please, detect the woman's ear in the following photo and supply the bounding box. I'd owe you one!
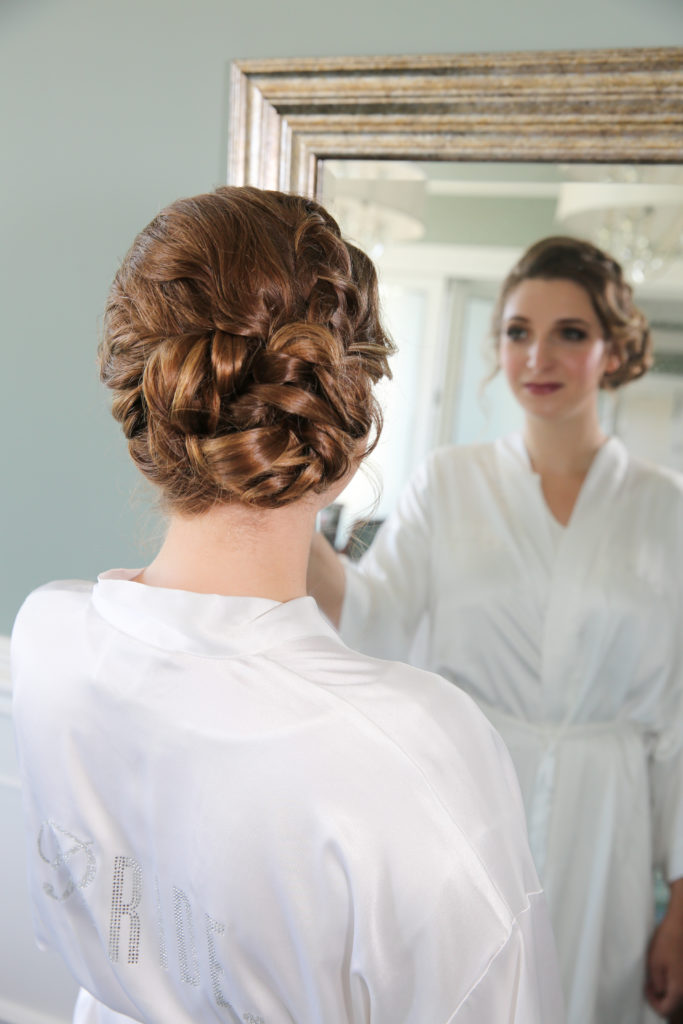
[605,344,622,374]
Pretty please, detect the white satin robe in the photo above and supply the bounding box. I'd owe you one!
[341,433,683,1024]
[12,570,563,1024]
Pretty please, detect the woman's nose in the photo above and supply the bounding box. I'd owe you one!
[526,336,553,369]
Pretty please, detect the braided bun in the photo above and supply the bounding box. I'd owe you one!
[99,187,394,513]
[491,235,652,388]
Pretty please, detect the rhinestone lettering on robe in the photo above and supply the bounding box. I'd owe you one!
[109,855,142,964]
[206,913,238,1013]
[35,826,266,1021]
[154,873,169,970]
[173,886,200,987]
[37,820,96,902]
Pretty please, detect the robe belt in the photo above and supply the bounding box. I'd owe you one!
[474,700,639,880]
[474,700,638,739]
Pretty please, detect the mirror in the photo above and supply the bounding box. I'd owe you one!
[228,49,683,537]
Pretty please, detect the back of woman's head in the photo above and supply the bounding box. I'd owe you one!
[100,186,394,513]
[492,235,652,388]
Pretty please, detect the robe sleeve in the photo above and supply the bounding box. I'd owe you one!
[650,525,683,884]
[448,895,566,1023]
[340,457,432,661]
[650,658,683,883]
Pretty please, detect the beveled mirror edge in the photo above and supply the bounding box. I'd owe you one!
[227,47,683,196]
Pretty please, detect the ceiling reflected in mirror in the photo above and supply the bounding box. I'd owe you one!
[321,161,683,295]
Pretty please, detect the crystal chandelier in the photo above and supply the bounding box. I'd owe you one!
[321,160,426,259]
[556,167,683,285]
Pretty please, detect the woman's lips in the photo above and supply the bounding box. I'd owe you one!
[523,382,563,395]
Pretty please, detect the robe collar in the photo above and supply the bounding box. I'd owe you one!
[91,568,339,658]
[495,431,630,529]
[493,432,632,721]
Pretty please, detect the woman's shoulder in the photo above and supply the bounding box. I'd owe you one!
[315,644,517,799]
[408,438,518,510]
[12,579,95,647]
[15,578,94,617]
[622,447,683,502]
[416,439,501,491]
[425,439,498,469]
[319,653,538,905]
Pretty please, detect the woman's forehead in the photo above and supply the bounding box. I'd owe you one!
[502,277,598,320]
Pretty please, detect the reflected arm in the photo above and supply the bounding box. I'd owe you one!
[336,458,433,661]
[309,458,433,659]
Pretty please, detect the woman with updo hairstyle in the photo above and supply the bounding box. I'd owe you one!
[310,235,683,1024]
[490,234,653,388]
[11,186,563,1024]
[100,188,390,515]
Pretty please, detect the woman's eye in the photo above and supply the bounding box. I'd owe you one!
[505,325,527,341]
[561,327,588,342]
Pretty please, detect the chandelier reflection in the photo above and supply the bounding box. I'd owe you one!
[321,160,426,259]
[557,167,683,285]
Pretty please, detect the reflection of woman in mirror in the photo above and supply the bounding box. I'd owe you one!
[309,236,683,1024]
[12,188,564,1023]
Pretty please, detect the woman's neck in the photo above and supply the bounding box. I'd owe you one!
[137,499,319,603]
[523,413,608,478]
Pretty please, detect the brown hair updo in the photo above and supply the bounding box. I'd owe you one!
[99,186,394,514]
[491,235,652,388]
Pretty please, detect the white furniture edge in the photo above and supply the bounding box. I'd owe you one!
[1,632,13,713]
[0,633,10,691]
[0,994,71,1024]
[1,631,12,710]
[0,633,18,790]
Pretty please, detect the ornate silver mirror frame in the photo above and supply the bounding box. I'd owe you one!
[228,48,683,196]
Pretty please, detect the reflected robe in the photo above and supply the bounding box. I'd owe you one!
[341,433,683,1024]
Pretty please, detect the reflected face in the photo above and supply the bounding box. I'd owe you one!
[499,278,620,423]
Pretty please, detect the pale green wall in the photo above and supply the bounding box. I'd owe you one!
[2,0,682,633]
